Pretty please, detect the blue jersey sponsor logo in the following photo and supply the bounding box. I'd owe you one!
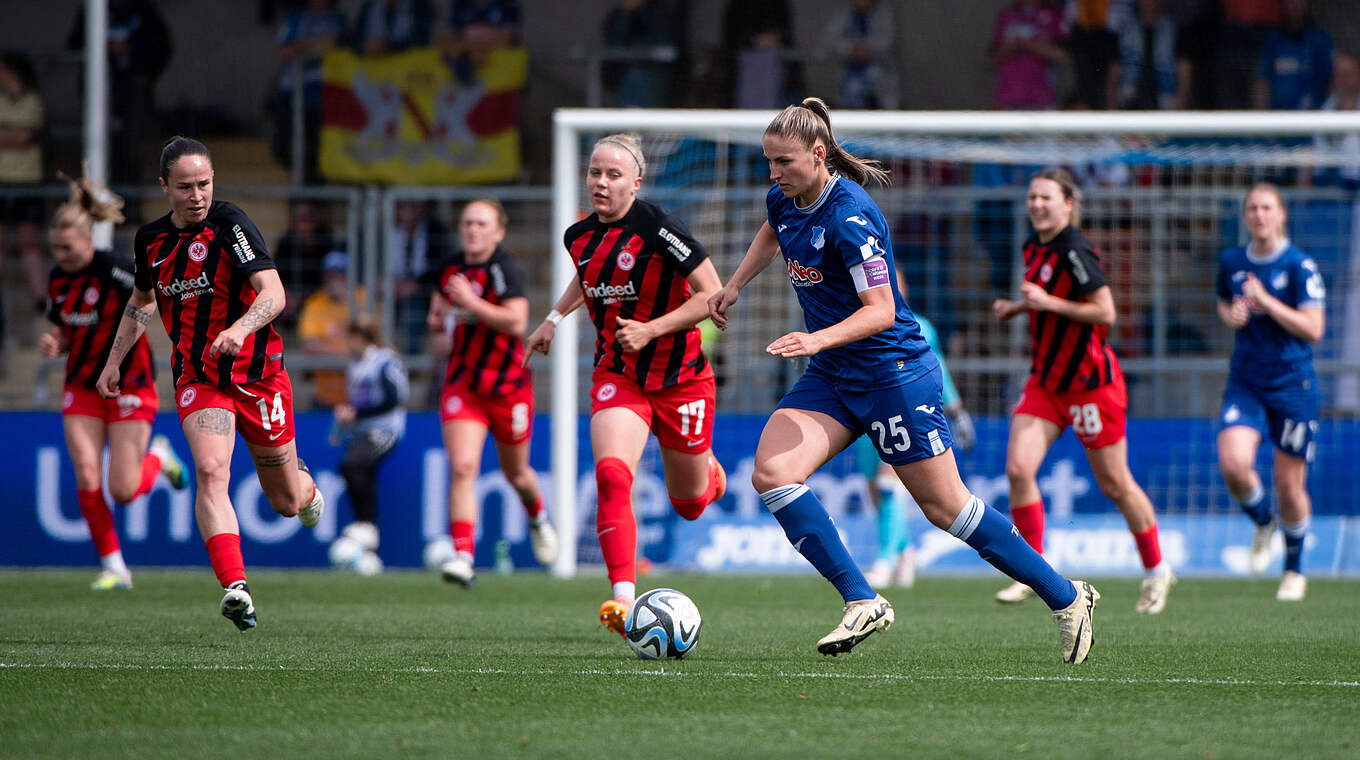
[786,258,823,287]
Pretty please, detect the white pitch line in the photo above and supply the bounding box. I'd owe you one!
[1,662,1356,688]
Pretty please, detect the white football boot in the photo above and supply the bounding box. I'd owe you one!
[1053,580,1099,664]
[995,580,1035,604]
[1276,570,1307,601]
[816,594,894,656]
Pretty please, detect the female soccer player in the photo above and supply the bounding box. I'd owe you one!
[1215,184,1325,601]
[329,314,409,571]
[40,168,187,591]
[525,133,727,636]
[97,137,324,633]
[991,168,1173,614]
[710,99,1097,661]
[428,198,557,588]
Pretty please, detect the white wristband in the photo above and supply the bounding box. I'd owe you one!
[545,309,564,325]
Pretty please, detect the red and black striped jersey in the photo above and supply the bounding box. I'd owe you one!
[563,198,709,392]
[434,246,531,396]
[1021,225,1119,392]
[45,250,155,390]
[133,200,284,389]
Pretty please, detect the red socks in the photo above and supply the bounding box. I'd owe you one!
[450,520,475,556]
[205,532,247,588]
[1009,500,1046,554]
[671,457,726,521]
[1133,523,1163,570]
[78,489,120,557]
[522,496,544,521]
[130,451,162,501]
[595,457,636,585]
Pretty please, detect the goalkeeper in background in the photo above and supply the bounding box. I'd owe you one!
[860,264,974,588]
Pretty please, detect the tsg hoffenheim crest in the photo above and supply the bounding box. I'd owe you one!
[810,226,825,250]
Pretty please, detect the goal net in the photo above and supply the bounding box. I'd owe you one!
[548,109,1360,577]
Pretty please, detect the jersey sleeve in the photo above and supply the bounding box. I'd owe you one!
[653,209,708,277]
[104,252,137,293]
[493,252,527,300]
[217,203,276,273]
[1294,254,1326,310]
[132,227,153,292]
[44,268,61,326]
[1059,239,1107,295]
[1215,252,1234,302]
[831,205,892,292]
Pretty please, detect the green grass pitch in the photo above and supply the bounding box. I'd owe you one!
[1,570,1357,759]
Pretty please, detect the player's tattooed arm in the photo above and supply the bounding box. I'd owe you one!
[237,296,276,334]
[194,408,235,436]
[124,302,154,325]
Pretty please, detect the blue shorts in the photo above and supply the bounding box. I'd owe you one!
[1220,369,1320,461]
[778,365,954,466]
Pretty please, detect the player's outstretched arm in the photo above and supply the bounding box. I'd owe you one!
[525,279,585,364]
[211,269,285,360]
[767,282,894,358]
[710,221,780,330]
[97,287,157,398]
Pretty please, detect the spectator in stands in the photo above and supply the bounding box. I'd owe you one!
[353,0,435,56]
[988,0,1068,110]
[1113,0,1193,110]
[1064,0,1124,110]
[1254,0,1331,110]
[67,0,171,186]
[823,0,899,110]
[1218,0,1279,109]
[274,198,336,321]
[272,0,346,183]
[602,0,682,108]
[439,0,521,82]
[0,51,47,347]
[721,0,802,108]
[390,200,450,353]
[298,251,362,409]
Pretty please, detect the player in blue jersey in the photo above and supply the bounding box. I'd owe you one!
[709,97,1099,661]
[1215,184,1326,601]
[859,264,975,589]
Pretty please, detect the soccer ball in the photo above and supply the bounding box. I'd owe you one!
[624,588,702,660]
[423,538,455,570]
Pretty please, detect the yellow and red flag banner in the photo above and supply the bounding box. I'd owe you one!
[319,46,526,184]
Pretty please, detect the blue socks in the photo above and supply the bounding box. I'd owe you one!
[1281,518,1308,574]
[949,495,1077,610]
[877,491,912,561]
[1237,481,1274,527]
[762,484,875,603]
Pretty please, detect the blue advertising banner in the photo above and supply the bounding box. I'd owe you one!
[2,412,1357,576]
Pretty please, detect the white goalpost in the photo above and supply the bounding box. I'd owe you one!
[548,107,1360,579]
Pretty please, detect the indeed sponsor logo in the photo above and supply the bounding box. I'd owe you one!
[158,273,213,299]
[583,280,636,301]
[62,311,100,327]
[786,259,823,286]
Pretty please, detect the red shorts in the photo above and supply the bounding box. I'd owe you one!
[62,384,158,425]
[1014,370,1127,449]
[590,369,715,453]
[175,369,296,447]
[439,381,534,445]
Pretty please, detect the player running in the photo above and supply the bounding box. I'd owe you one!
[428,198,557,588]
[41,168,187,591]
[991,169,1173,614]
[709,98,1098,661]
[525,133,727,638]
[1215,184,1325,601]
[97,136,324,632]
